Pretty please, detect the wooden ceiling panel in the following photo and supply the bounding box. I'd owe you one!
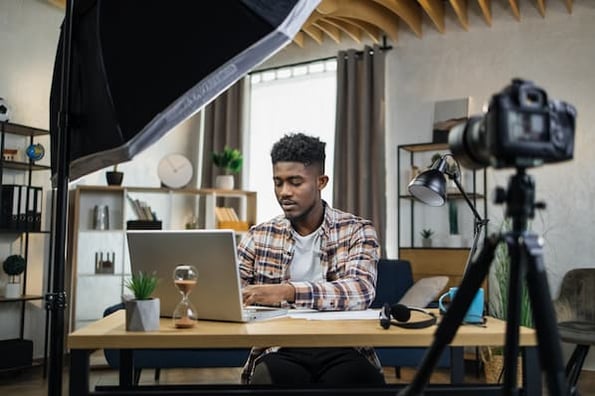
[477,0,492,26]
[297,0,574,46]
[46,0,576,48]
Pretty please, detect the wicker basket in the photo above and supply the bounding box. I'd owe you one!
[481,346,523,384]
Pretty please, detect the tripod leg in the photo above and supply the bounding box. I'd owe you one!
[523,233,569,395]
[502,233,524,395]
[398,234,500,396]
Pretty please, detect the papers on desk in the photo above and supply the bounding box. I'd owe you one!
[287,309,380,320]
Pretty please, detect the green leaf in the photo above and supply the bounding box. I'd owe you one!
[125,271,159,300]
[212,146,243,174]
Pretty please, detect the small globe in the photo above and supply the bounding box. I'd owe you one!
[26,143,45,161]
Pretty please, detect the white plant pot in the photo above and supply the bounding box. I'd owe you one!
[4,282,21,298]
[215,175,234,190]
[125,298,160,332]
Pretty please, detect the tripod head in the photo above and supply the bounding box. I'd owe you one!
[492,167,546,233]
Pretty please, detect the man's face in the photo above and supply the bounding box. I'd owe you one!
[273,161,328,221]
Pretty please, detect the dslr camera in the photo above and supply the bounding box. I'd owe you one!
[449,79,576,169]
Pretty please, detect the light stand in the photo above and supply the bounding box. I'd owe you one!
[408,154,488,276]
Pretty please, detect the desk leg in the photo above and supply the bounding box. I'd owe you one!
[523,347,542,396]
[450,347,465,384]
[119,349,135,387]
[69,349,90,396]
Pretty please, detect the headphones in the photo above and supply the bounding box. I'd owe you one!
[379,303,437,330]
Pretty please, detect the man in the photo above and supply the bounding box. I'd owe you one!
[238,133,385,385]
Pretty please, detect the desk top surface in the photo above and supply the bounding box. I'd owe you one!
[68,310,537,350]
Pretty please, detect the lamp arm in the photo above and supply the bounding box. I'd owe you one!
[449,172,484,224]
[462,217,489,277]
[444,162,489,276]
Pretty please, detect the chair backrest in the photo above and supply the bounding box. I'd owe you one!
[370,259,414,309]
[555,268,595,323]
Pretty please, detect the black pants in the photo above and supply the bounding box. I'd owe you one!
[250,347,385,385]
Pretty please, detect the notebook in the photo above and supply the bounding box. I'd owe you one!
[126,229,287,322]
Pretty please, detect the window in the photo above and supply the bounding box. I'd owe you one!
[247,59,337,223]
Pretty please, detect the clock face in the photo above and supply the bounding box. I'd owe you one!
[157,154,193,189]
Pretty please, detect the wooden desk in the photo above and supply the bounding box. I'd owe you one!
[68,310,539,395]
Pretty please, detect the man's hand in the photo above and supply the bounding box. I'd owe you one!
[242,283,295,306]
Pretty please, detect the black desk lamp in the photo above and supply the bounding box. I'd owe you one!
[407,154,488,276]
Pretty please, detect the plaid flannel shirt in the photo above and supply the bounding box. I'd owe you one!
[238,203,382,383]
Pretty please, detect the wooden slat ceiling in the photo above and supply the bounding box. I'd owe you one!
[48,1,574,48]
[294,0,574,47]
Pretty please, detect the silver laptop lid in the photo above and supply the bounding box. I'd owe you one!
[127,229,246,322]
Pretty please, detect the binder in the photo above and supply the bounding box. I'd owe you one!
[26,186,34,231]
[18,185,27,231]
[11,185,20,230]
[0,185,18,229]
[33,187,42,232]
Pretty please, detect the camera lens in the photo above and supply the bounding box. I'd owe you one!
[448,116,491,169]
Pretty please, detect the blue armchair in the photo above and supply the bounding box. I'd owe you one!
[371,259,450,378]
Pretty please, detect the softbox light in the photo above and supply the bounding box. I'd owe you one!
[50,0,318,180]
[46,2,318,395]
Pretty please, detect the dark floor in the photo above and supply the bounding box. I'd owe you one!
[0,354,593,395]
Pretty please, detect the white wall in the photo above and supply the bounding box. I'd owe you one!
[0,0,62,358]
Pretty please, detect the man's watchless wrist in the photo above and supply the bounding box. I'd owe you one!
[284,283,296,303]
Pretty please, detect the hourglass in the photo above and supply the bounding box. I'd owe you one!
[172,264,198,328]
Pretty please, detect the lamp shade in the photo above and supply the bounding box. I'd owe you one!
[408,168,447,206]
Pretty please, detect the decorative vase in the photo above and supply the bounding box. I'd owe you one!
[215,175,234,190]
[106,171,124,186]
[448,234,463,247]
[125,298,160,331]
[4,282,21,298]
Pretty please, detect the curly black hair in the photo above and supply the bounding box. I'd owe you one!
[270,133,326,173]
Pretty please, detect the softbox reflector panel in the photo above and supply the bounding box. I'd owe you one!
[50,0,318,180]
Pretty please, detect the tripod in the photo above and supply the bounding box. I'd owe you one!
[399,167,570,396]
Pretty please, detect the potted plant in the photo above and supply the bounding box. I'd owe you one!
[124,271,160,331]
[2,254,26,298]
[482,218,533,383]
[106,164,124,186]
[420,228,434,248]
[212,146,243,190]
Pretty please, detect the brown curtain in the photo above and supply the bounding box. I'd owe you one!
[201,78,246,189]
[333,45,387,255]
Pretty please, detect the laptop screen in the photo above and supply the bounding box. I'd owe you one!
[127,229,247,322]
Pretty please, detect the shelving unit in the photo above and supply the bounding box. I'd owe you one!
[67,185,257,331]
[397,142,488,291]
[0,121,52,373]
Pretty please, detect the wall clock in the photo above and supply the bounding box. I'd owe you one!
[157,153,193,189]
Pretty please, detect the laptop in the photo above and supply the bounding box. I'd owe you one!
[126,229,287,322]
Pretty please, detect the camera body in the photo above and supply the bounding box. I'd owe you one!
[449,79,576,169]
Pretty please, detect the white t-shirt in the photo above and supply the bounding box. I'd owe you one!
[289,228,323,282]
